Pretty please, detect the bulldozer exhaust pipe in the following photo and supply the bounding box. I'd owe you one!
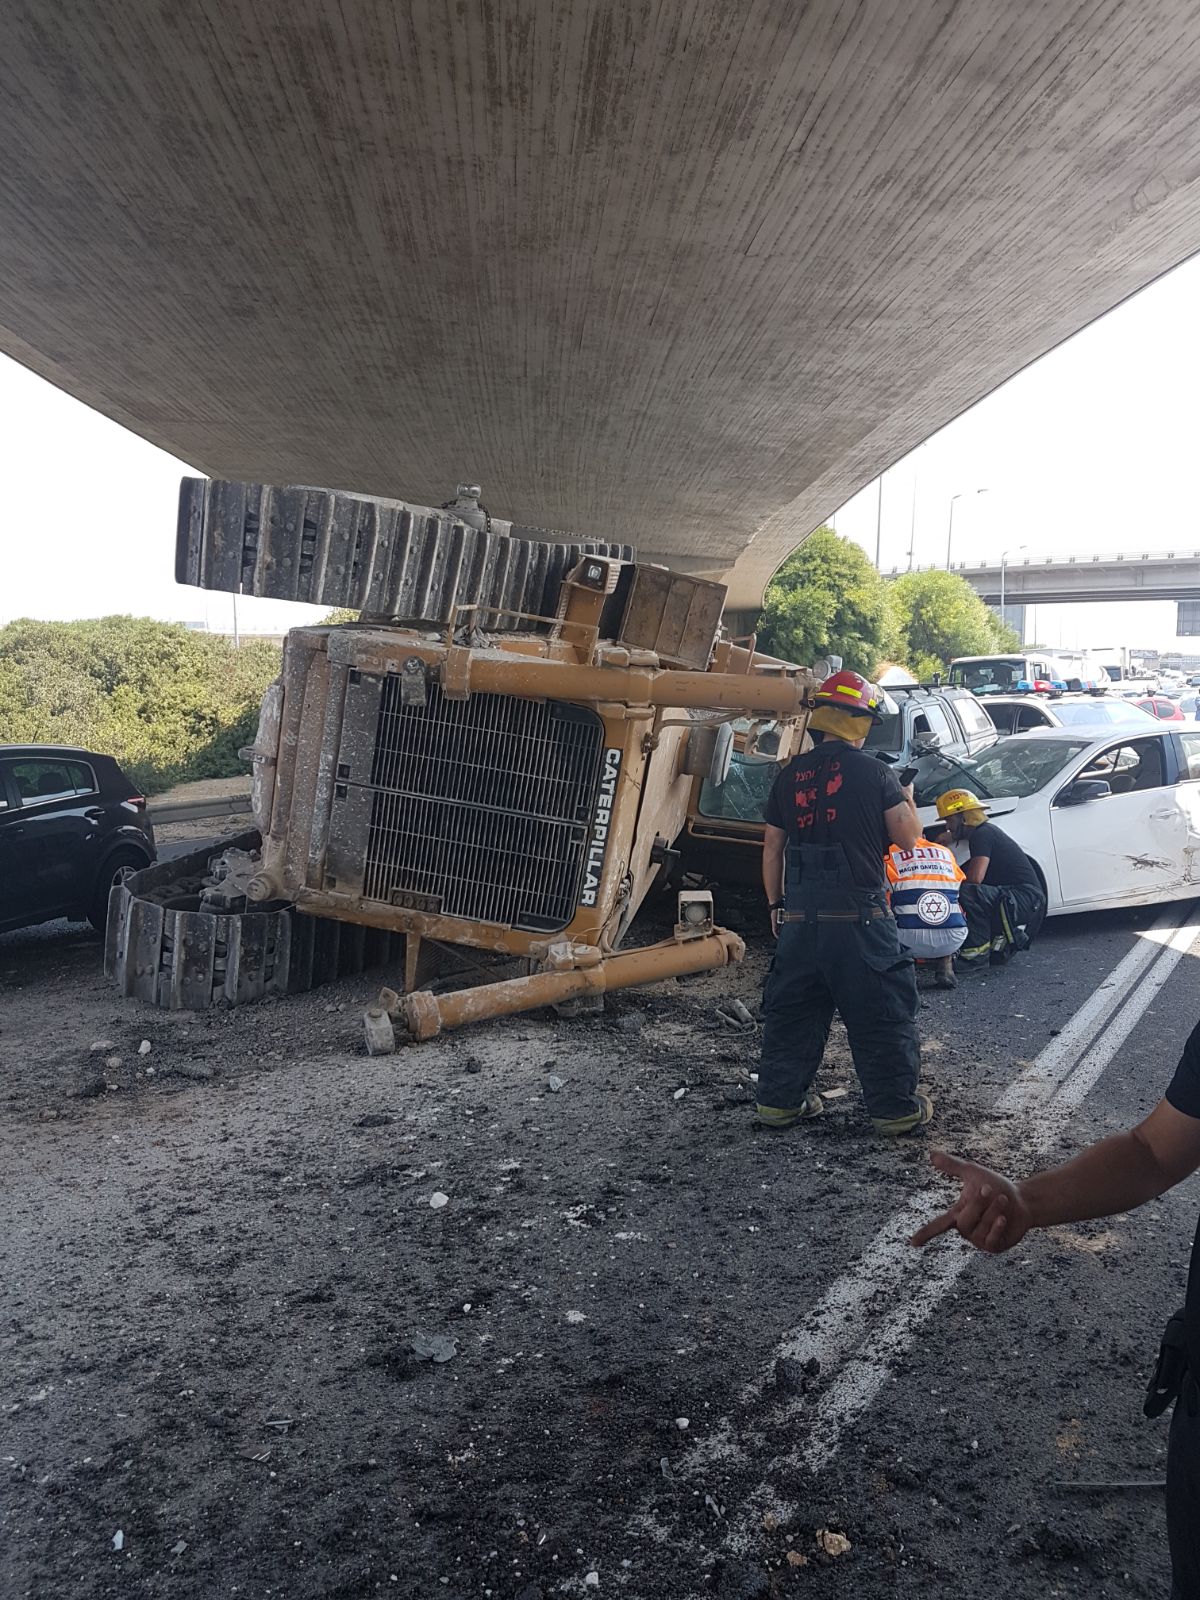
[387,929,744,1044]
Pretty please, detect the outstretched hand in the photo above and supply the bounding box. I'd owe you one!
[909,1150,1033,1254]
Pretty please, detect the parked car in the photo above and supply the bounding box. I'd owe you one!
[912,726,1200,915]
[0,745,155,934]
[1136,696,1187,723]
[979,694,1158,736]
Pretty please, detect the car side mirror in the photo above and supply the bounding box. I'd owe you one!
[1058,778,1112,806]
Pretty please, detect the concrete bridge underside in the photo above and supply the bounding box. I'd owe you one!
[6,4,1200,608]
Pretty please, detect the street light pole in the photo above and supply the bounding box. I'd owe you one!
[946,488,989,570]
[945,494,963,570]
[907,465,918,571]
[874,473,884,569]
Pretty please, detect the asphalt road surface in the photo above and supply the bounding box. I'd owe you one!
[2,889,1198,1599]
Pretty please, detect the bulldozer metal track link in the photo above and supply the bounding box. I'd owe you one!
[176,478,633,624]
[105,833,404,1010]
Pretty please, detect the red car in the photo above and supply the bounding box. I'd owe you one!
[1136,696,1186,722]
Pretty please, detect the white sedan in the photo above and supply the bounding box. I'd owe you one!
[914,726,1200,916]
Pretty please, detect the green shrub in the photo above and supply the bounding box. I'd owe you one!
[0,616,280,794]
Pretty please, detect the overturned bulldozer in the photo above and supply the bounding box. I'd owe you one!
[108,479,816,1040]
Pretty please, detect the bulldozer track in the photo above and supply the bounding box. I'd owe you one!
[104,832,403,1010]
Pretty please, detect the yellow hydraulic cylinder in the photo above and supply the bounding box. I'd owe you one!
[399,928,745,1041]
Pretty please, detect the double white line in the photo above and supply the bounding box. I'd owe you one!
[692,904,1200,1545]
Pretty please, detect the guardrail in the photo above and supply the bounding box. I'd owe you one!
[146,790,253,825]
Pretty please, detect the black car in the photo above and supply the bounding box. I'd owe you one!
[0,745,156,934]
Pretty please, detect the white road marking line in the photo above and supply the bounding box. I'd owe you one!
[1051,911,1200,1117]
[996,908,1187,1112]
[681,904,1200,1548]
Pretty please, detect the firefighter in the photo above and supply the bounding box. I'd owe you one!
[885,828,967,988]
[756,669,933,1136]
[936,789,1045,968]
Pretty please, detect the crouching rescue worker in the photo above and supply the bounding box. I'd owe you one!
[885,827,967,988]
[756,669,934,1136]
[936,789,1045,968]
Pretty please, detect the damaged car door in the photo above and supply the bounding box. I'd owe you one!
[1050,734,1192,906]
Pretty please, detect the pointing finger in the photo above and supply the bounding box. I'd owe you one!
[909,1210,957,1247]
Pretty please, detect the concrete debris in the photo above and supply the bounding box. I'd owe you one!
[774,1356,819,1393]
[673,1087,687,1101]
[112,1530,124,1551]
[170,1539,188,1556]
[584,1573,600,1588]
[89,1040,115,1053]
[104,1055,122,1072]
[816,1529,851,1557]
[138,1039,152,1055]
[410,1331,457,1364]
[786,1549,808,1567]
[674,1417,689,1430]
[548,1075,565,1092]
[822,1086,849,1100]
[429,1192,449,1209]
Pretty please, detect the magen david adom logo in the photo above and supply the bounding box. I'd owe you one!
[916,891,951,925]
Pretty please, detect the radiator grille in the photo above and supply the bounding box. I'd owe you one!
[362,679,604,931]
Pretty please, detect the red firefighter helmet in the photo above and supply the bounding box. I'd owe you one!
[812,669,884,722]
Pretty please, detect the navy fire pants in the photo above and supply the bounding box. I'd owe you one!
[757,844,922,1127]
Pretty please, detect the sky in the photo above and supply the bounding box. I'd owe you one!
[3,250,1200,649]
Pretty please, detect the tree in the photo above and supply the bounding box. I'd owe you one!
[755,527,887,674]
[883,570,1020,681]
[0,616,280,793]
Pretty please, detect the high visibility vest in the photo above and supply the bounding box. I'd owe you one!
[885,840,966,933]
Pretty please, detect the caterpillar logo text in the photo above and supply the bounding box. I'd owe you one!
[580,748,622,907]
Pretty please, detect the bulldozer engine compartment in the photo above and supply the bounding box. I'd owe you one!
[115,478,814,1037]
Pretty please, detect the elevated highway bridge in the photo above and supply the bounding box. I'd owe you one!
[6,4,1200,607]
[911,553,1200,606]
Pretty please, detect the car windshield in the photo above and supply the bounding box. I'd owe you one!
[912,735,1095,806]
[948,659,1025,692]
